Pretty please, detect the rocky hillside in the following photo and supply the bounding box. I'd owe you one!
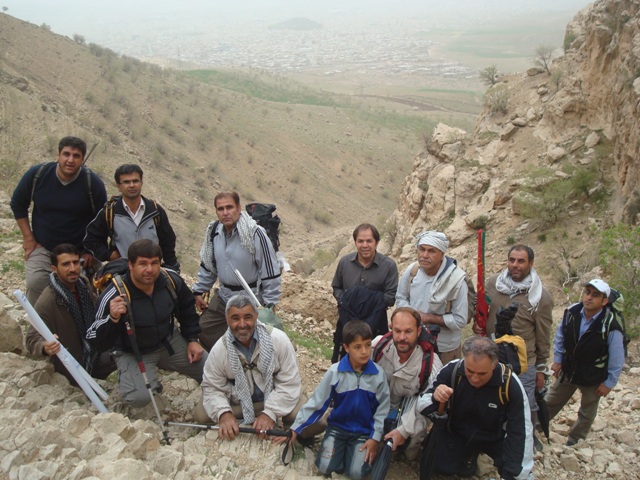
[382,0,640,314]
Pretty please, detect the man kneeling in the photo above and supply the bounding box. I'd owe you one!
[194,294,305,438]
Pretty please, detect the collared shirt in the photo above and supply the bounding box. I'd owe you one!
[123,201,145,226]
[332,251,399,307]
[553,307,625,389]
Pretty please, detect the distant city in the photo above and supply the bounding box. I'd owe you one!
[102,17,473,78]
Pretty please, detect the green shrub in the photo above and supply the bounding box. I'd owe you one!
[598,224,640,337]
[484,85,509,114]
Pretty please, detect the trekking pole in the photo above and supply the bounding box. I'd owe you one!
[122,317,172,445]
[166,422,293,464]
[82,142,99,165]
[166,421,291,437]
[13,289,109,412]
[232,268,262,308]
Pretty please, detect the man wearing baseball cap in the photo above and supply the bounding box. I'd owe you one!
[546,279,625,446]
[395,231,470,364]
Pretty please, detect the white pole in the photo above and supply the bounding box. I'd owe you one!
[233,268,262,308]
[13,290,109,411]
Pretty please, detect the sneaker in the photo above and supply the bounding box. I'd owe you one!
[533,433,543,452]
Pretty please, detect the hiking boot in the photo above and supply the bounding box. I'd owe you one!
[566,437,578,447]
[457,454,478,477]
[533,432,543,452]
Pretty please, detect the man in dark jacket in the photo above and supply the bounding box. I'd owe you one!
[10,136,107,305]
[418,336,533,480]
[25,243,115,383]
[546,279,625,446]
[86,239,206,407]
[84,164,180,271]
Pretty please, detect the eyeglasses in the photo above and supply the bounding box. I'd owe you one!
[119,179,141,186]
[583,289,604,298]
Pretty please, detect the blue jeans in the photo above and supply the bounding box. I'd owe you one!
[316,426,372,479]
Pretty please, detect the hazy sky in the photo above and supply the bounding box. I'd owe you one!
[2,1,594,40]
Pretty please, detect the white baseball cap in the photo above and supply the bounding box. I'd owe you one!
[584,279,611,297]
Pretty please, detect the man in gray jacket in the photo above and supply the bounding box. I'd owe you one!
[193,192,281,350]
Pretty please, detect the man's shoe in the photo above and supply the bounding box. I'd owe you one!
[457,454,478,477]
[566,437,578,447]
[533,433,543,452]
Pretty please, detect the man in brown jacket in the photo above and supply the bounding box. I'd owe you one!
[25,244,115,383]
[473,244,553,451]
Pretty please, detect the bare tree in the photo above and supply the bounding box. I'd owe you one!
[479,64,499,86]
[533,45,555,74]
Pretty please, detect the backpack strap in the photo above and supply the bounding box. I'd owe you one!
[30,164,48,205]
[112,274,134,329]
[372,332,394,364]
[31,162,96,214]
[498,362,512,405]
[409,263,420,284]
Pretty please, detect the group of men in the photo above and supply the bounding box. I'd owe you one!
[13,136,626,480]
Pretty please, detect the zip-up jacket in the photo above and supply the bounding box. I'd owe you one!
[83,195,179,270]
[559,303,623,386]
[86,270,199,354]
[291,355,390,441]
[418,359,533,480]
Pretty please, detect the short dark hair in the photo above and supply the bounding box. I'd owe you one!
[50,243,80,266]
[214,191,241,208]
[225,293,258,316]
[58,136,87,158]
[115,164,144,184]
[391,307,421,328]
[128,239,162,264]
[462,336,499,363]
[352,223,380,242]
[508,244,534,262]
[342,320,373,345]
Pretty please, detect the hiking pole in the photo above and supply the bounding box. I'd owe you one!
[166,422,294,464]
[82,142,99,165]
[166,421,291,437]
[232,268,262,308]
[13,290,109,411]
[122,317,172,445]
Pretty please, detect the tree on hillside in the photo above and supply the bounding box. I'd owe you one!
[533,45,555,74]
[479,64,499,86]
[73,34,86,45]
[2,6,8,13]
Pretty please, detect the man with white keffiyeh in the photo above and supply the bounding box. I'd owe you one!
[192,192,281,351]
[194,294,303,439]
[473,244,553,452]
[25,244,116,383]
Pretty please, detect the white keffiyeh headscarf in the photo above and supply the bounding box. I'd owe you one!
[495,267,543,312]
[416,231,449,253]
[224,322,275,425]
[199,211,258,271]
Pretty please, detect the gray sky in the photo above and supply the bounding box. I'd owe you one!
[2,1,593,39]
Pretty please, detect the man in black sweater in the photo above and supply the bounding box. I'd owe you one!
[10,136,107,305]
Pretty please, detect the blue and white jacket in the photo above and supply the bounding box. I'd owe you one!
[291,355,390,441]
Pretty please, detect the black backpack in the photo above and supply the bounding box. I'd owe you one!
[246,203,281,252]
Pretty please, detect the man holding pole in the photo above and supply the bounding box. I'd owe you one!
[86,239,206,408]
[25,243,115,383]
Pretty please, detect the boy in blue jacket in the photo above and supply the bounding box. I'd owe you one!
[290,320,390,479]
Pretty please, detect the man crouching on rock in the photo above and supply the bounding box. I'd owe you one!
[86,239,207,407]
[194,293,307,440]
